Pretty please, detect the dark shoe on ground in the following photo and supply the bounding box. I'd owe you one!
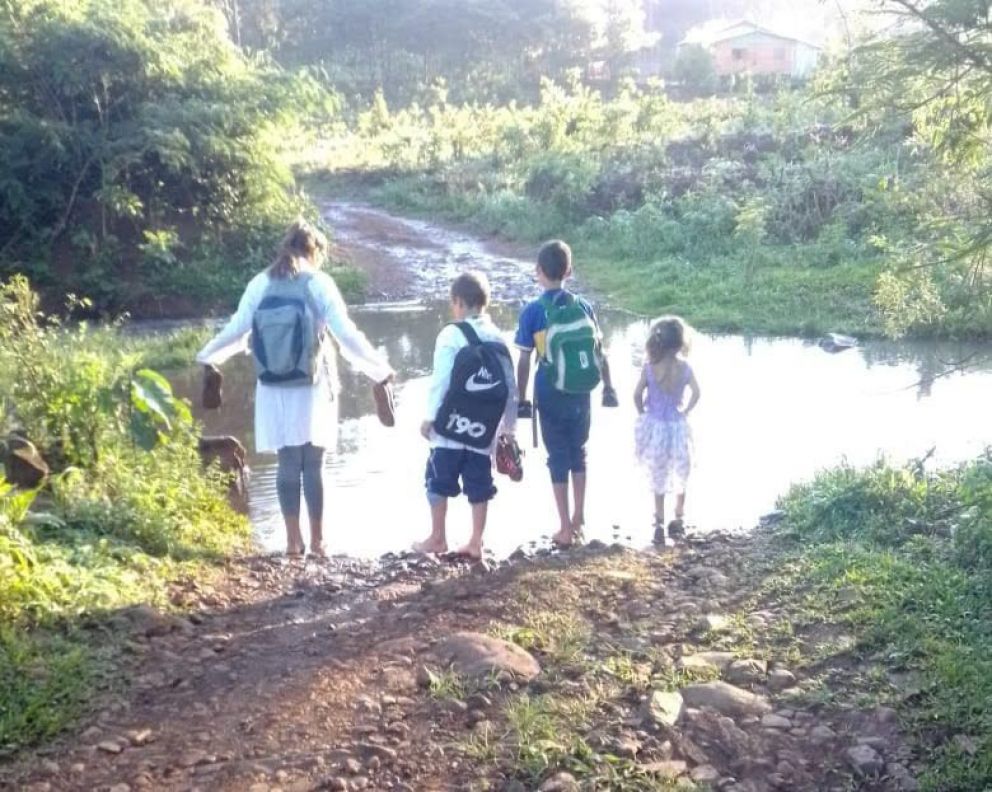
[652,519,666,546]
[667,519,685,538]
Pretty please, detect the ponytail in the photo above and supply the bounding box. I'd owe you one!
[269,219,327,280]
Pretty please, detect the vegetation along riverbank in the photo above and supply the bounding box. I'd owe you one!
[0,277,249,755]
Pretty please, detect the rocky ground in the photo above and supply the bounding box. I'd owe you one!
[1,530,924,792]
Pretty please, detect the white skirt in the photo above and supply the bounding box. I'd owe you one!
[635,414,693,495]
[254,370,339,453]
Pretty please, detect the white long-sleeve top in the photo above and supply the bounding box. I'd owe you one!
[196,269,393,453]
[425,314,518,456]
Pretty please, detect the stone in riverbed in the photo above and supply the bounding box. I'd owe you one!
[760,714,792,729]
[643,690,684,727]
[725,658,767,685]
[435,632,540,681]
[677,651,736,672]
[641,760,688,779]
[809,724,837,742]
[847,744,885,777]
[694,614,730,634]
[681,681,772,718]
[691,765,721,783]
[539,772,579,791]
[767,668,796,692]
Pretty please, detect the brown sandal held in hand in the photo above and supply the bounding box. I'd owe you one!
[372,379,396,427]
[202,364,223,409]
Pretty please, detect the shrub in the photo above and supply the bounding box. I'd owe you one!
[0,0,327,313]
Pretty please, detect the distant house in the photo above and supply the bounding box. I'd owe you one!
[679,20,821,80]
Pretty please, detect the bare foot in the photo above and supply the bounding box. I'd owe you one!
[551,528,574,548]
[309,544,327,559]
[413,537,448,555]
[286,543,305,558]
[455,542,483,561]
[570,516,585,542]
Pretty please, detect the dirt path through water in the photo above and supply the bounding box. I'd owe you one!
[322,202,544,304]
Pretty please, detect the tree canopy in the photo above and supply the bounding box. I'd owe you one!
[0,0,323,311]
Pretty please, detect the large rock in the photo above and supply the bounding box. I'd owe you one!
[767,668,797,692]
[3,435,49,488]
[819,332,857,353]
[725,658,767,685]
[435,632,540,681]
[847,744,884,777]
[681,681,772,718]
[643,690,684,727]
[694,613,730,633]
[539,772,578,791]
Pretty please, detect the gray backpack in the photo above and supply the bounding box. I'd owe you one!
[251,273,322,386]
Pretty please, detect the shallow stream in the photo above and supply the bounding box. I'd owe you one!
[169,204,992,558]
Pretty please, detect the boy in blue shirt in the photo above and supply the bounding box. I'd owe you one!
[515,240,617,547]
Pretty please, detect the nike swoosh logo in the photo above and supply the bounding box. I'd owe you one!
[466,374,499,392]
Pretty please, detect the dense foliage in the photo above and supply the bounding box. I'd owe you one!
[314,52,992,337]
[0,0,328,314]
[0,277,248,751]
[777,454,992,789]
[314,78,903,335]
[842,0,992,339]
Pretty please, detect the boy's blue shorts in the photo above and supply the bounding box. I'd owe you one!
[425,447,497,504]
[538,393,591,484]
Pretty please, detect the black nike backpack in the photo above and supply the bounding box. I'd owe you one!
[434,322,511,450]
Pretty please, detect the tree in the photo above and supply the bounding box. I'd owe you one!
[0,0,320,311]
[673,44,719,96]
[850,0,992,335]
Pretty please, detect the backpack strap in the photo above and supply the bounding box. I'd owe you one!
[455,320,483,346]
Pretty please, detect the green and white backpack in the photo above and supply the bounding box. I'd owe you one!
[540,291,603,393]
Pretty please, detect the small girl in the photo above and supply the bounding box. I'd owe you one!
[633,316,700,543]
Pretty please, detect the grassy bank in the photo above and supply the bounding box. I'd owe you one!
[308,80,992,339]
[347,173,881,337]
[0,277,249,755]
[767,455,992,789]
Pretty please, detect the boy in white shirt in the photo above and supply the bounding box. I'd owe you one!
[414,272,517,560]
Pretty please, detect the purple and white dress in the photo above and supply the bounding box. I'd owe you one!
[635,361,693,495]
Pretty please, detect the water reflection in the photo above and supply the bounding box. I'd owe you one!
[170,306,992,558]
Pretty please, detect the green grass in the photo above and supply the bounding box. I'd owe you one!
[1,279,250,754]
[767,455,992,791]
[311,172,889,338]
[582,253,881,338]
[0,629,96,757]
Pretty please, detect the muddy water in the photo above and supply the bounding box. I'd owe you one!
[171,204,992,558]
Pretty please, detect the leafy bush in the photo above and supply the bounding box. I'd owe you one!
[778,453,992,564]
[0,277,248,752]
[772,455,992,789]
[0,0,327,314]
